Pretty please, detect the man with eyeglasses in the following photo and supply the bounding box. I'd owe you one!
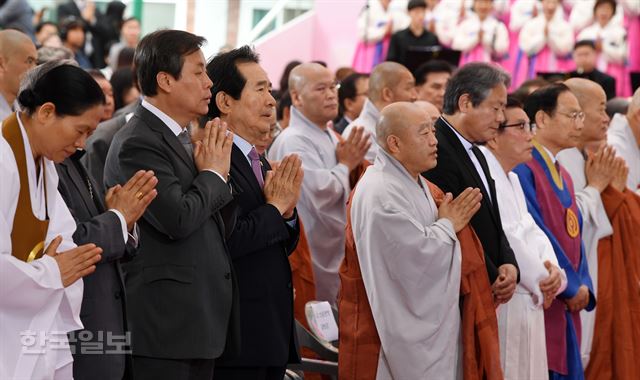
[480,95,567,379]
[334,72,369,134]
[343,61,417,162]
[558,78,640,380]
[513,83,596,380]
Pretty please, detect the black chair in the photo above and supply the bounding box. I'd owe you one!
[287,320,338,379]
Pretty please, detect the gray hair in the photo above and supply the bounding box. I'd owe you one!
[442,63,511,114]
[36,46,75,65]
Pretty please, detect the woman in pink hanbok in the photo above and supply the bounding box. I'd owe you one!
[519,0,574,79]
[452,0,509,66]
[578,0,630,97]
[352,0,394,73]
[621,0,640,73]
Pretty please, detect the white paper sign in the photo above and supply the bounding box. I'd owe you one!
[306,301,339,342]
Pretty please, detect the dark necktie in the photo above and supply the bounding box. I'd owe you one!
[248,147,264,188]
[177,129,193,157]
[470,145,495,204]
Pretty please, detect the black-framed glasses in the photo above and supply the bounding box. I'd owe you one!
[501,121,536,133]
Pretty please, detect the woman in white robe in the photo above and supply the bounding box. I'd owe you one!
[452,0,509,65]
[0,61,104,379]
[482,96,567,380]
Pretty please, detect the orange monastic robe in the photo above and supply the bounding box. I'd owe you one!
[586,186,640,380]
[338,180,503,380]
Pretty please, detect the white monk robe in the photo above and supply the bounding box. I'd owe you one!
[350,148,461,379]
[608,113,640,191]
[268,107,350,304]
[0,114,84,379]
[556,147,613,368]
[482,147,567,380]
[342,98,380,162]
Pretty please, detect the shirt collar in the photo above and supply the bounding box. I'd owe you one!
[141,99,185,136]
[540,144,558,164]
[441,116,474,151]
[232,133,255,164]
[362,98,380,121]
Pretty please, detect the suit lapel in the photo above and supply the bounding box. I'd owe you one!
[60,159,101,216]
[135,106,196,173]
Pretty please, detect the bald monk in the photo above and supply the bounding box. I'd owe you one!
[339,102,484,379]
[268,63,370,304]
[342,61,417,161]
[0,30,37,119]
[556,78,619,368]
[558,79,640,380]
[608,88,640,191]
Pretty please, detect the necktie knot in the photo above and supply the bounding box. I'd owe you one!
[178,129,193,157]
[248,146,260,161]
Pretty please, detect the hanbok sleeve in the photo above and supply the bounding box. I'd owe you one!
[519,19,546,55]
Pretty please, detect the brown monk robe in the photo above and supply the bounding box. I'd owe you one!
[586,185,640,380]
[338,180,503,380]
[289,220,317,327]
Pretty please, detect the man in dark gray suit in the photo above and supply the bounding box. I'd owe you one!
[82,113,128,193]
[103,29,238,380]
[57,150,157,380]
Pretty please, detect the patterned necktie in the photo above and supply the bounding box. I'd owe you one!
[248,147,264,188]
[177,129,193,157]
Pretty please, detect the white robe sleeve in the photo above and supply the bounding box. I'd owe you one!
[452,18,480,52]
[621,0,640,15]
[601,25,628,64]
[489,20,510,55]
[519,18,547,55]
[547,20,575,56]
[356,4,391,42]
[569,0,595,32]
[510,0,538,32]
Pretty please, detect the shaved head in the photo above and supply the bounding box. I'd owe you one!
[377,102,426,149]
[377,101,438,175]
[288,62,338,126]
[0,29,34,58]
[564,78,605,108]
[288,62,330,93]
[564,77,609,144]
[0,30,37,102]
[368,62,417,105]
[629,88,640,115]
[414,100,440,122]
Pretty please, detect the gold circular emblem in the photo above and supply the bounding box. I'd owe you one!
[566,209,579,238]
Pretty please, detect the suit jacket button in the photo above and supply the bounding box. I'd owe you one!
[224,272,231,280]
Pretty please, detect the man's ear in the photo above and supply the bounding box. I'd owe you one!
[458,93,472,114]
[216,91,232,115]
[290,89,301,108]
[344,97,355,113]
[155,72,173,94]
[535,110,547,130]
[386,134,401,154]
[381,87,394,103]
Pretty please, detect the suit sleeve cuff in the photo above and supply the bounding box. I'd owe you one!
[108,209,128,244]
[203,169,227,184]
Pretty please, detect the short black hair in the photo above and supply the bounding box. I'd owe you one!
[414,60,453,86]
[111,67,136,110]
[594,0,616,15]
[134,29,206,97]
[506,95,524,109]
[35,21,57,34]
[443,62,511,114]
[338,72,369,118]
[511,78,550,103]
[277,92,292,121]
[523,83,571,123]
[408,0,427,11]
[574,39,597,51]
[278,60,301,94]
[206,45,260,118]
[18,64,105,116]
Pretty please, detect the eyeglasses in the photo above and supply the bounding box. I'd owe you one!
[556,111,586,123]
[501,121,536,133]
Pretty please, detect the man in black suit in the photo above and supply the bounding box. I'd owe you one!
[422,62,519,305]
[82,113,128,194]
[386,0,439,67]
[57,151,157,380]
[103,29,238,380]
[206,46,302,380]
[570,40,616,100]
